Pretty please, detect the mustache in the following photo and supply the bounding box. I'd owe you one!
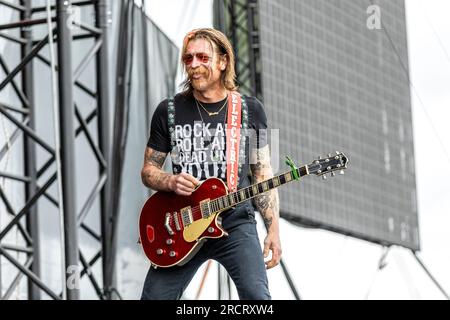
[187,66,209,78]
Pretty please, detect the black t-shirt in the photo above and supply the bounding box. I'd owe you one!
[147,93,268,229]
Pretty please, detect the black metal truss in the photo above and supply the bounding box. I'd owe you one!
[214,0,262,100]
[0,0,115,300]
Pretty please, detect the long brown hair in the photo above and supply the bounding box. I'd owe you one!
[180,28,238,96]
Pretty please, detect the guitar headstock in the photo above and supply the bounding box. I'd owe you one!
[308,152,348,179]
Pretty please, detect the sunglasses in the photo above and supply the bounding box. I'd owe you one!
[182,52,212,66]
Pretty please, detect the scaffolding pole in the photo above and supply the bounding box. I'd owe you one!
[94,0,113,300]
[56,0,79,300]
[20,0,40,300]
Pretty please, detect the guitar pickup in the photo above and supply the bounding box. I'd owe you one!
[164,212,175,235]
[200,199,211,218]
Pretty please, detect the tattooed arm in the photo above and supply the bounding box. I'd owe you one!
[141,147,199,196]
[250,145,282,269]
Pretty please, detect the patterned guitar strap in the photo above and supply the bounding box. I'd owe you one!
[167,95,248,186]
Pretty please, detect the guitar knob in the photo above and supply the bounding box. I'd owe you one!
[208,227,215,233]
[156,249,163,255]
[166,239,173,245]
[340,170,345,175]
[169,251,177,257]
[322,175,327,180]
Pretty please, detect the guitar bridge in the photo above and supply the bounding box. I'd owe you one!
[173,212,181,231]
[180,206,193,227]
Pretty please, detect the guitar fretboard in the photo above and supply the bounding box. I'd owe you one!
[209,165,309,213]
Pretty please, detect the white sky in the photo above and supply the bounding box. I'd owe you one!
[143,0,450,300]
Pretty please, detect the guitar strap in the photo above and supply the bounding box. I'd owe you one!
[226,92,241,192]
[167,94,248,189]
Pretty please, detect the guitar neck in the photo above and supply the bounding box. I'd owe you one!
[209,164,310,213]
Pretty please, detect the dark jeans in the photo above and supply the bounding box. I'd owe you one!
[140,221,271,300]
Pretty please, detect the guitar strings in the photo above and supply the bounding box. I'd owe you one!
[167,192,241,228]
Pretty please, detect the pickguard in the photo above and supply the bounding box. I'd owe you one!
[183,213,217,242]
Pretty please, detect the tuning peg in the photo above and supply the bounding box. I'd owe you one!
[331,172,336,177]
[336,151,340,154]
[328,153,332,157]
[322,175,327,180]
[340,170,345,175]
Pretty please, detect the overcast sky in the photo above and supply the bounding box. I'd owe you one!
[144,0,450,299]
[406,0,450,299]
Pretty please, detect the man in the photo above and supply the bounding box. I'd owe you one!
[140,28,281,300]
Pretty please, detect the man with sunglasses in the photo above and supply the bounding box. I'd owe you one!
[140,28,281,300]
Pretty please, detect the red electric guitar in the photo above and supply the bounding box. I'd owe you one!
[139,152,348,268]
